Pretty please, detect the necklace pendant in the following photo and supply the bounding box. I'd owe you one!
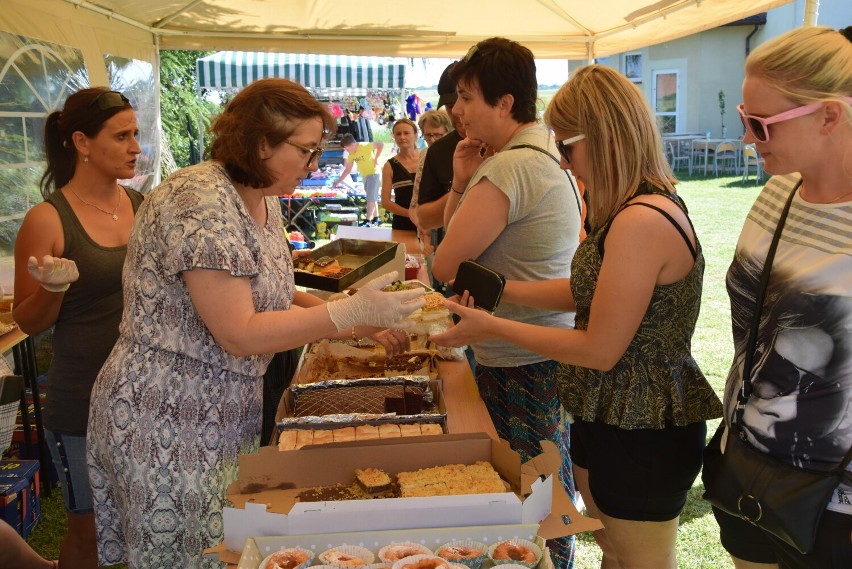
[112,214,118,221]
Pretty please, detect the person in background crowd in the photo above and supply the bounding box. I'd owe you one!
[333,133,384,226]
[432,62,722,569]
[706,25,852,569]
[431,38,582,569]
[410,108,453,253]
[86,78,424,569]
[13,87,145,569]
[406,92,422,121]
[413,62,466,293]
[381,118,420,231]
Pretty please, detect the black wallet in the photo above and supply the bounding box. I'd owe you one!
[451,259,506,314]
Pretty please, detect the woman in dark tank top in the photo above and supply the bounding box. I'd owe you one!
[12,87,144,569]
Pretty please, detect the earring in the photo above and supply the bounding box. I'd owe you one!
[83,156,89,163]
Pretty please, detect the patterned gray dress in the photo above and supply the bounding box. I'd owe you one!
[87,161,293,568]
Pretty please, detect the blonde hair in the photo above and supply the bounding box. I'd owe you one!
[418,109,453,133]
[746,26,852,122]
[391,118,419,135]
[544,65,676,229]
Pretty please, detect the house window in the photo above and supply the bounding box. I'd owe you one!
[624,53,642,83]
[653,70,679,134]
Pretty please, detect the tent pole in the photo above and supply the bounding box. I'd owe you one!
[803,0,819,25]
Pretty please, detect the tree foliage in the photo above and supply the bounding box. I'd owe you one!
[159,50,218,175]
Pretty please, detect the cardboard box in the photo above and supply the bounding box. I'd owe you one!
[230,524,552,569]
[223,433,602,553]
[0,459,41,538]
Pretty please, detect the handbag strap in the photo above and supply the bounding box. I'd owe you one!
[735,178,852,475]
[506,143,583,218]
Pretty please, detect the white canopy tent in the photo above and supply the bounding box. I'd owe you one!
[30,0,810,60]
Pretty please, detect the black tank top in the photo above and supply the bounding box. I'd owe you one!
[388,157,417,231]
[43,187,144,435]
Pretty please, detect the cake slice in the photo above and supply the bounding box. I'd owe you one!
[354,467,393,495]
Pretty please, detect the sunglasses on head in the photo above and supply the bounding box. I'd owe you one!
[463,43,483,63]
[555,134,586,163]
[90,91,130,111]
[283,139,324,168]
[737,97,852,143]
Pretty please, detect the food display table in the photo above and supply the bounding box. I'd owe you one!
[281,188,366,242]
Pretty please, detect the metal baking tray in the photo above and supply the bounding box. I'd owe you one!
[293,238,398,292]
[276,377,447,431]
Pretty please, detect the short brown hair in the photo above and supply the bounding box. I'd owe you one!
[209,79,336,188]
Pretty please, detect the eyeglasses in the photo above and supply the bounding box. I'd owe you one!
[555,134,586,163]
[423,130,447,142]
[737,97,852,143]
[89,91,130,111]
[284,140,324,167]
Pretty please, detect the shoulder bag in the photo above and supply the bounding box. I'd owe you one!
[702,179,852,554]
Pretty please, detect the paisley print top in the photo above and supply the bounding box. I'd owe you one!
[556,187,722,429]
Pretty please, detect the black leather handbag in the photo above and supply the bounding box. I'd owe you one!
[702,179,852,554]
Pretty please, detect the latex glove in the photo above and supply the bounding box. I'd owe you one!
[27,255,79,293]
[326,271,424,331]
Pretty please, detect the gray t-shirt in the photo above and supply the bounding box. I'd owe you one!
[459,124,581,366]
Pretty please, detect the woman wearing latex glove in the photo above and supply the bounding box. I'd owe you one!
[13,87,145,569]
[86,79,422,569]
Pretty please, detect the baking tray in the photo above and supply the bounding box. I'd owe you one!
[276,377,448,432]
[293,239,398,292]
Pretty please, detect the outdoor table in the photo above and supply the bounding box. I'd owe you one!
[690,138,742,176]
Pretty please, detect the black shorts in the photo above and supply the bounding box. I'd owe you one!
[713,506,852,568]
[570,418,706,521]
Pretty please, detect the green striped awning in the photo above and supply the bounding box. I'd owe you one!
[196,52,406,90]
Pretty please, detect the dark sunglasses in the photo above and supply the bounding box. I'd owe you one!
[284,140,324,168]
[555,134,586,163]
[90,91,130,111]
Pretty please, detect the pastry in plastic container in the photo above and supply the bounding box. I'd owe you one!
[378,542,433,563]
[487,539,542,568]
[319,545,376,567]
[260,547,314,569]
[434,540,488,569]
[391,554,453,569]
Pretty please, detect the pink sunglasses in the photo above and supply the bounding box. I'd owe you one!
[737,97,852,143]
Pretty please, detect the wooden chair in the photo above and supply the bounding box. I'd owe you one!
[742,144,765,184]
[713,141,739,176]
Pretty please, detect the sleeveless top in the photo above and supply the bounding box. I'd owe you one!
[556,183,723,429]
[43,187,144,435]
[388,157,417,231]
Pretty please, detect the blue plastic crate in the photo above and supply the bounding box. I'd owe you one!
[0,460,40,538]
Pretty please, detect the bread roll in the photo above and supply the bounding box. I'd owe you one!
[294,430,314,449]
[278,430,297,451]
[311,429,334,445]
[355,424,380,440]
[378,424,401,438]
[332,426,356,443]
[420,423,443,436]
[399,424,421,437]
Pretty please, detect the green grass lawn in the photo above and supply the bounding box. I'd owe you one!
[26,173,762,568]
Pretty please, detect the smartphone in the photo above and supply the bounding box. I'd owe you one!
[452,260,506,314]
